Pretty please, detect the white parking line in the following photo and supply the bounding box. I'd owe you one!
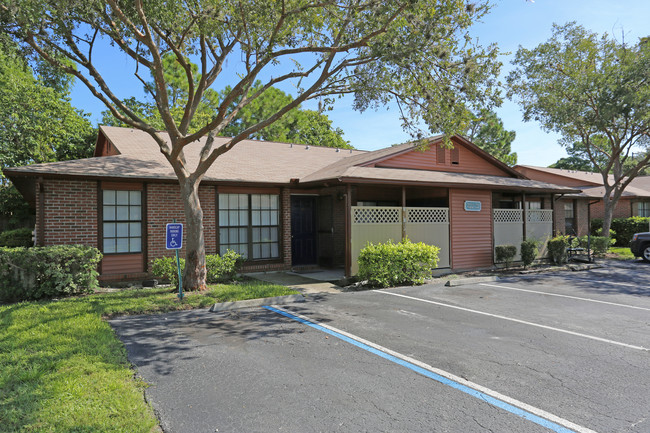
[266,305,597,433]
[479,283,650,312]
[566,277,638,288]
[374,290,649,352]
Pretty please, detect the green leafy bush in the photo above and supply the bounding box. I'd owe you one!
[0,227,33,247]
[358,238,439,288]
[591,217,649,246]
[581,236,613,256]
[495,245,517,269]
[206,250,243,283]
[520,239,538,268]
[547,235,569,265]
[151,250,243,288]
[151,256,185,288]
[0,245,102,302]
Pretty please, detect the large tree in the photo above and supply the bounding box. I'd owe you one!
[2,0,501,289]
[464,109,517,165]
[550,138,650,175]
[508,23,650,236]
[0,37,95,228]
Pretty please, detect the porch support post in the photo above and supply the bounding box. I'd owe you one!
[401,186,407,240]
[522,192,527,241]
[345,184,352,277]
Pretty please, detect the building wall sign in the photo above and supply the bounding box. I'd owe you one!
[464,200,482,212]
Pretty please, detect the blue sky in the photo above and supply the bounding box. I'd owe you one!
[69,0,650,167]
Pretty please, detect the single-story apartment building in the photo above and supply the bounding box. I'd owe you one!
[514,166,650,236]
[5,126,578,281]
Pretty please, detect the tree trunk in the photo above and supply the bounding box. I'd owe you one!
[179,178,207,291]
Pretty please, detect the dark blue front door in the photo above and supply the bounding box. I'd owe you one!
[291,196,318,265]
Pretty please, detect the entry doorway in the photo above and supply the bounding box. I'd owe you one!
[291,196,318,265]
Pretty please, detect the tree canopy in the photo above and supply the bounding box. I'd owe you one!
[464,110,517,165]
[103,73,352,148]
[1,0,502,289]
[508,22,650,235]
[0,37,95,228]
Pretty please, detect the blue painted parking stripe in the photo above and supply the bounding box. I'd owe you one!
[264,305,595,433]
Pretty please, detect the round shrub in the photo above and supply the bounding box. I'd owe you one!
[358,238,439,288]
[520,239,538,268]
[495,245,517,269]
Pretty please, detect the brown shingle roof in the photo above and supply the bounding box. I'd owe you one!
[514,165,610,186]
[311,165,579,193]
[6,126,366,184]
[515,165,650,197]
[2,126,577,193]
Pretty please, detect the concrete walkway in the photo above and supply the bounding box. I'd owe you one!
[250,271,344,295]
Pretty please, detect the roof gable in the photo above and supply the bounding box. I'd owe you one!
[369,136,516,178]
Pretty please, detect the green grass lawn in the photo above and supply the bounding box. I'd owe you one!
[0,281,297,432]
[607,246,635,260]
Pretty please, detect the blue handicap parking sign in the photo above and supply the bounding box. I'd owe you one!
[166,223,183,249]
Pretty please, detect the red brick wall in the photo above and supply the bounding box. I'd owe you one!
[146,183,217,271]
[589,199,632,220]
[37,179,98,247]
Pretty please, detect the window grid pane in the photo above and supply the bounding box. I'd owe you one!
[102,190,142,254]
[219,193,279,260]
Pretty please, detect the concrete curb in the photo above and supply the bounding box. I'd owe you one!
[445,276,499,287]
[209,294,305,312]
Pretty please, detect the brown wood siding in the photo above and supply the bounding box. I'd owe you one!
[101,181,143,191]
[101,253,144,274]
[450,189,493,270]
[376,139,510,177]
[93,134,120,157]
[217,186,281,194]
[515,167,599,187]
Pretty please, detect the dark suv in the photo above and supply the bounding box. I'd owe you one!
[630,232,650,262]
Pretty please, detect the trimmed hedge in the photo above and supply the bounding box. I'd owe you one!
[591,217,650,246]
[495,245,517,269]
[0,245,102,302]
[547,235,569,265]
[0,227,33,248]
[151,250,243,288]
[521,239,538,269]
[358,238,439,288]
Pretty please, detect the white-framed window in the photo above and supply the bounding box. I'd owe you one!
[564,200,576,235]
[526,201,542,209]
[638,201,650,217]
[102,190,142,254]
[219,193,280,260]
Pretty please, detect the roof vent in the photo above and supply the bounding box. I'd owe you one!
[305,145,310,150]
[336,148,340,152]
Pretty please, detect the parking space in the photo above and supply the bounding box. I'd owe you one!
[111,264,650,433]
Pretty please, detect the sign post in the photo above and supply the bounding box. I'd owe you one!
[166,221,184,300]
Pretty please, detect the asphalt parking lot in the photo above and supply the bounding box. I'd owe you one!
[110,261,650,433]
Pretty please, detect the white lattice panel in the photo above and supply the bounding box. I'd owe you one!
[406,207,449,224]
[352,207,401,224]
[493,209,523,223]
[527,209,553,223]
